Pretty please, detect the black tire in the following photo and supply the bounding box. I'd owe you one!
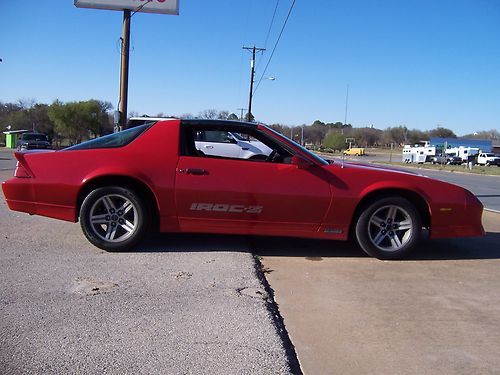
[355,197,421,260]
[80,186,149,251]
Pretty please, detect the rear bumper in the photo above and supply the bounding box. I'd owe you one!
[2,178,76,222]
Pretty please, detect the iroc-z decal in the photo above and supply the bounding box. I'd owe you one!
[189,203,263,214]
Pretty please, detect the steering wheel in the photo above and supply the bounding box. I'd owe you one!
[266,150,278,162]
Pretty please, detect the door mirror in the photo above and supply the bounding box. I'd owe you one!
[291,154,313,169]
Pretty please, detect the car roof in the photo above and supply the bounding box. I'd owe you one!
[180,119,258,128]
[128,117,260,129]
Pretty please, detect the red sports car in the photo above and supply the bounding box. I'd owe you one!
[2,119,484,259]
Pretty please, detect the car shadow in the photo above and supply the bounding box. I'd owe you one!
[133,231,500,261]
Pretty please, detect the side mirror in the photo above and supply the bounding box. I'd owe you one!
[291,154,313,169]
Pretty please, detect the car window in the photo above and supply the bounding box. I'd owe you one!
[64,123,151,151]
[195,130,234,143]
[183,125,293,163]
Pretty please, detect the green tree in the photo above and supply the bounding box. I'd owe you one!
[350,127,382,147]
[427,126,456,138]
[462,129,500,140]
[382,126,408,146]
[407,129,428,144]
[48,99,113,145]
[323,131,345,151]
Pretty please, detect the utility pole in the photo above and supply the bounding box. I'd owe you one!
[243,46,265,122]
[237,108,247,122]
[118,9,131,131]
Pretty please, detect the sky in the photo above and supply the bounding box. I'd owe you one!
[1,0,499,135]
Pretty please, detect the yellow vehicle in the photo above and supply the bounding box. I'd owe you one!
[343,147,365,156]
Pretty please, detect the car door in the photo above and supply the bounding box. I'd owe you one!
[175,121,333,236]
[175,156,332,236]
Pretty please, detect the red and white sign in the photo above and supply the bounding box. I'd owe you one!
[74,0,179,15]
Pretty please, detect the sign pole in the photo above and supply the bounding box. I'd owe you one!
[119,9,131,130]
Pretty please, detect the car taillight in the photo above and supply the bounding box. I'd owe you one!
[14,161,31,178]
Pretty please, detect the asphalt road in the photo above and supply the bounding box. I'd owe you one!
[0,167,295,374]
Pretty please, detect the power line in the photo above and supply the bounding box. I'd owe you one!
[253,0,296,95]
[263,0,281,48]
[256,0,281,70]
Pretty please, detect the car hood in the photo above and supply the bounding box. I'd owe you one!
[326,161,423,177]
[321,160,478,204]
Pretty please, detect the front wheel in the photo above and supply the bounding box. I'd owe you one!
[80,186,149,251]
[355,197,421,260]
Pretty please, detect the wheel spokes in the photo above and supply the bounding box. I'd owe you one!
[369,205,413,252]
[89,194,137,243]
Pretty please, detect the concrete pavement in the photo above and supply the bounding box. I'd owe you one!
[259,211,500,374]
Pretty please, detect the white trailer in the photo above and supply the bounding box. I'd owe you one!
[402,141,436,163]
[445,146,479,162]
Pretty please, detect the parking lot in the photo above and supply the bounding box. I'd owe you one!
[1,147,499,374]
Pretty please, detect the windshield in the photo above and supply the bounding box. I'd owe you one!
[64,123,151,151]
[23,133,48,142]
[262,125,329,166]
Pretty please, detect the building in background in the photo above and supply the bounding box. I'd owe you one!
[430,138,492,153]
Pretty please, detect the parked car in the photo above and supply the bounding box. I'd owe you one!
[2,119,484,260]
[344,147,365,156]
[477,153,500,166]
[445,155,463,165]
[16,132,51,150]
[431,155,463,165]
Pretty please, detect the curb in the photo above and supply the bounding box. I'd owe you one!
[484,208,500,215]
[252,255,303,375]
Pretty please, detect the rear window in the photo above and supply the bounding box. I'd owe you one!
[64,123,151,151]
[22,133,48,141]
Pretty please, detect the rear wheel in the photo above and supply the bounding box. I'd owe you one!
[355,197,421,260]
[80,186,149,251]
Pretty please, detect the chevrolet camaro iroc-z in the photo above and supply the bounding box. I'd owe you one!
[2,119,484,259]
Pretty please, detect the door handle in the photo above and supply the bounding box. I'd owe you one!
[186,168,207,175]
[204,145,214,149]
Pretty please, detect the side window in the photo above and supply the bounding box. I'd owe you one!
[184,125,293,163]
[195,130,235,144]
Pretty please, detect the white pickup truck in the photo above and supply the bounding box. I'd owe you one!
[477,152,500,166]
